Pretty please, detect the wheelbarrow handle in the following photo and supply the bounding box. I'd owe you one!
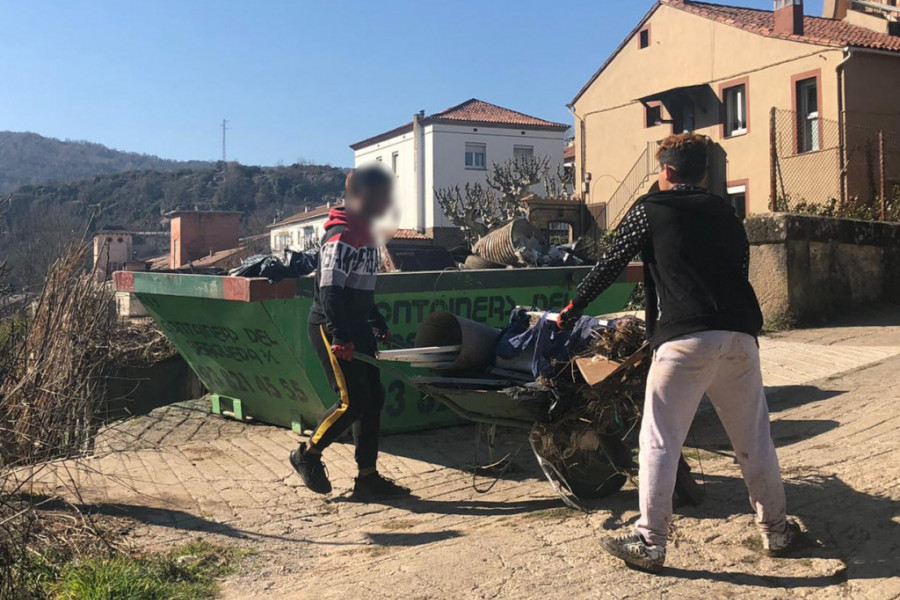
[353,352,532,431]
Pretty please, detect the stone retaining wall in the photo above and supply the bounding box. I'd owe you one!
[745,213,900,326]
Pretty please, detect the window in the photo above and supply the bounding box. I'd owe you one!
[465,143,486,169]
[514,145,534,161]
[275,232,292,251]
[645,103,663,128]
[302,226,316,249]
[391,152,399,176]
[723,84,748,137]
[796,77,820,153]
[639,28,650,49]
[727,184,748,220]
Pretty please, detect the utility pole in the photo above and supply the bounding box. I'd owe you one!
[221,119,229,162]
[879,130,886,221]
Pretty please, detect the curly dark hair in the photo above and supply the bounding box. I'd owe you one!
[656,133,709,184]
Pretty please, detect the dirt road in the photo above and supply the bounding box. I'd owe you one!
[36,310,900,599]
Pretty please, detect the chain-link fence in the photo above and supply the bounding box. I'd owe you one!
[771,108,900,221]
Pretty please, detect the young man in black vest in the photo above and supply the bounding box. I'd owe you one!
[558,133,798,572]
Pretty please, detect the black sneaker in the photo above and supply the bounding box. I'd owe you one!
[289,445,332,494]
[351,472,410,501]
[599,532,666,573]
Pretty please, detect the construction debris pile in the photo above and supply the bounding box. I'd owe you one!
[465,218,584,269]
[380,309,649,498]
[491,309,648,446]
[527,316,647,474]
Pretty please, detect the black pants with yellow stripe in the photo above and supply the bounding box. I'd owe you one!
[307,322,384,470]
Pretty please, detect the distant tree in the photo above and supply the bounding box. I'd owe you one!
[435,154,571,247]
[0,162,347,286]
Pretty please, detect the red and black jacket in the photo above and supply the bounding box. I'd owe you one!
[308,207,388,348]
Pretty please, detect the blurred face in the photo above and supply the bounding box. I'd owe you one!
[347,183,392,222]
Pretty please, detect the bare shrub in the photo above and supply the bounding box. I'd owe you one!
[0,241,117,599]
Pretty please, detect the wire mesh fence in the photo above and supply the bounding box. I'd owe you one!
[771,108,900,221]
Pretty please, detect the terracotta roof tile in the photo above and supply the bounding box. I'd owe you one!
[268,202,343,228]
[351,99,568,150]
[392,228,431,240]
[429,99,569,129]
[572,0,900,105]
[664,0,900,51]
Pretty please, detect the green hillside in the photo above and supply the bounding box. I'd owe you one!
[0,131,216,194]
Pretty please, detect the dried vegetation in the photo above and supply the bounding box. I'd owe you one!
[0,241,177,599]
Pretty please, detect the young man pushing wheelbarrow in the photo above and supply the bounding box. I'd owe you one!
[558,133,800,572]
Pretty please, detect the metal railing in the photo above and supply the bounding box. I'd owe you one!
[605,141,659,228]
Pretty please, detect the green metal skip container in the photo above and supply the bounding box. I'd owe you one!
[115,266,641,434]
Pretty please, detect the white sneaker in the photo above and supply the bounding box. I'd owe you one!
[763,520,802,557]
[600,532,666,573]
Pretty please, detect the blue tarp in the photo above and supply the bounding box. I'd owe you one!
[495,308,603,379]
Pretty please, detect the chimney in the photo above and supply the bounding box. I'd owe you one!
[774,0,804,35]
[169,211,241,269]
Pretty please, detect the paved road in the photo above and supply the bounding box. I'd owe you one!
[36,310,900,599]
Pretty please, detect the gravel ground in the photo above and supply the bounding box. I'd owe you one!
[34,308,900,600]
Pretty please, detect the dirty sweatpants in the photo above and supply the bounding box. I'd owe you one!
[635,330,787,548]
[306,322,384,470]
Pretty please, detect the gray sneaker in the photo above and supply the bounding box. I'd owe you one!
[763,520,802,557]
[599,532,666,573]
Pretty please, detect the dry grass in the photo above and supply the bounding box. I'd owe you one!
[0,241,119,598]
[0,243,114,465]
[0,240,179,599]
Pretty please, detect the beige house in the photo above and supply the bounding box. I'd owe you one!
[570,0,900,226]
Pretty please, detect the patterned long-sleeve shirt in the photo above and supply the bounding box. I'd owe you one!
[573,203,650,308]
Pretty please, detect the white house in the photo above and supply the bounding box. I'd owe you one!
[268,203,337,253]
[350,99,569,245]
[267,202,433,253]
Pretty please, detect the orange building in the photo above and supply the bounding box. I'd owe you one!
[571,0,900,226]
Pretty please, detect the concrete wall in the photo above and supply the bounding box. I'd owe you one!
[572,4,845,217]
[746,213,900,325]
[93,232,132,281]
[843,51,900,200]
[354,131,417,230]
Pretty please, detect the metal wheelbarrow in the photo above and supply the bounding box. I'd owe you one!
[355,311,703,510]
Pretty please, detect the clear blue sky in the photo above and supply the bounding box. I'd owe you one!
[0,0,824,167]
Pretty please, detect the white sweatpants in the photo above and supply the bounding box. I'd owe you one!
[634,330,787,548]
